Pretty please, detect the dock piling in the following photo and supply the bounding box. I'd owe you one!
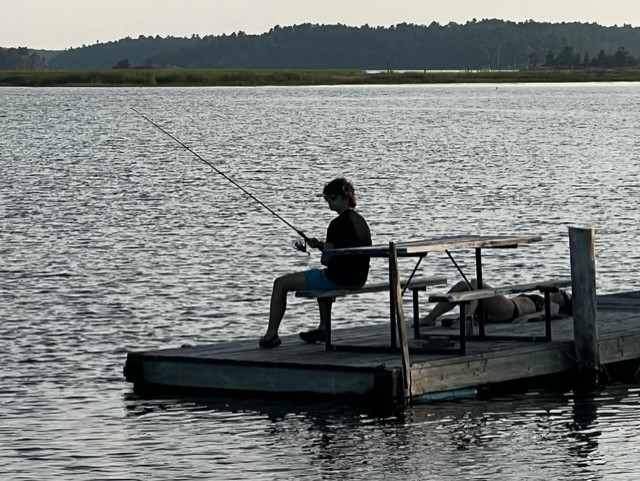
[568,226,600,388]
[389,242,412,403]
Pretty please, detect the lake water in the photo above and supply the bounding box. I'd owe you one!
[1,84,639,480]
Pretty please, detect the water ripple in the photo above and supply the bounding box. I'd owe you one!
[1,84,639,480]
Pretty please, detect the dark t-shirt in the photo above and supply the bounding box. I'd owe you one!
[324,209,372,286]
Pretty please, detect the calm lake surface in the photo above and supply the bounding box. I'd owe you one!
[1,84,640,480]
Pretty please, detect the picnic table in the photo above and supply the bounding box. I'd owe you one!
[325,234,545,400]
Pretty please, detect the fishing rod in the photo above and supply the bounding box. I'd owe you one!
[132,108,311,253]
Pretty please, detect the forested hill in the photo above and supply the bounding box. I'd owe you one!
[16,20,640,70]
[47,36,201,69]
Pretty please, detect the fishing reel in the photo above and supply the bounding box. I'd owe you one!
[294,238,310,255]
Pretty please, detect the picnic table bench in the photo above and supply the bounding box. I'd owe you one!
[296,276,447,351]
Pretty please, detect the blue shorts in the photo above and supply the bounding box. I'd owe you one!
[303,269,364,291]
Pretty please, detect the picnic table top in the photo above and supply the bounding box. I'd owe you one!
[326,234,542,258]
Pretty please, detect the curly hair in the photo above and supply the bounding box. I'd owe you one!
[323,177,357,207]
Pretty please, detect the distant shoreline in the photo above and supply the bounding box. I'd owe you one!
[1,68,640,87]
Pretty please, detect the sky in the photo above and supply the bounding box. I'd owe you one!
[4,0,640,50]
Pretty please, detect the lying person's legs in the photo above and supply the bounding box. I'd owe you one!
[421,279,479,326]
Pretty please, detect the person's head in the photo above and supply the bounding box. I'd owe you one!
[322,178,356,208]
[550,289,573,316]
[559,290,572,315]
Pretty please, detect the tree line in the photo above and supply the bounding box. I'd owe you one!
[3,20,640,71]
[0,47,46,70]
[536,46,638,69]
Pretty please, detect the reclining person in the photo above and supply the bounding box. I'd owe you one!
[421,279,572,327]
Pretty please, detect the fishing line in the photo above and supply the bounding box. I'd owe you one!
[132,108,310,252]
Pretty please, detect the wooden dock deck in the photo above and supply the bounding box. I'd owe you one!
[124,291,640,404]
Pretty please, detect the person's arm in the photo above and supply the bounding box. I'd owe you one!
[307,238,325,251]
[305,237,336,265]
[320,219,339,265]
[320,242,336,266]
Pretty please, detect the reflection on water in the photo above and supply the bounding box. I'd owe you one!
[116,387,639,481]
[1,84,640,479]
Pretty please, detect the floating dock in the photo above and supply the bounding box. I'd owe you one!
[124,291,640,405]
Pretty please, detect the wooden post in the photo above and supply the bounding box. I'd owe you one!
[475,248,483,337]
[568,226,599,388]
[388,264,397,349]
[389,242,411,404]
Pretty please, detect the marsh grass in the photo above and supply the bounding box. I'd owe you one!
[1,68,640,87]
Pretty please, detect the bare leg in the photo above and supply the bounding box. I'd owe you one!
[421,279,478,326]
[264,271,307,339]
[317,298,333,331]
[297,297,334,344]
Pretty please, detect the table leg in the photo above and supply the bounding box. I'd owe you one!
[460,302,467,355]
[325,312,333,351]
[476,247,485,338]
[544,291,552,341]
[413,289,420,339]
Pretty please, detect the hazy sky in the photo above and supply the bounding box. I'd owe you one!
[5,0,640,50]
